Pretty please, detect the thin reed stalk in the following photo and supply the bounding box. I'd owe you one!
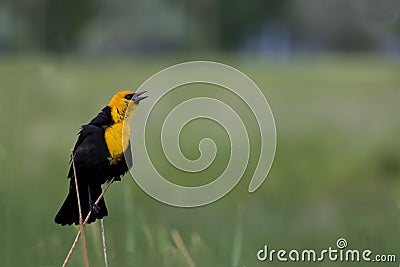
[71,151,89,267]
[100,219,109,267]
[61,177,115,267]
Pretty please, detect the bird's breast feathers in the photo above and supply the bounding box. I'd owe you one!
[104,122,130,165]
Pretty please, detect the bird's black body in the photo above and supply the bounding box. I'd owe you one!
[55,106,132,226]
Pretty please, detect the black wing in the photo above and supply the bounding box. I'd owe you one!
[68,124,110,181]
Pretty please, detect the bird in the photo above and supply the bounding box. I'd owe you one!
[55,90,147,226]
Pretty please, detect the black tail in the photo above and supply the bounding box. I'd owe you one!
[54,182,108,226]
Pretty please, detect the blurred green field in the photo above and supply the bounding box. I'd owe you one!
[0,55,399,267]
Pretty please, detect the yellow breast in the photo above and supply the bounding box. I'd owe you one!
[104,122,130,165]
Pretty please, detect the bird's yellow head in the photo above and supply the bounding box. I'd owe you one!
[108,90,148,123]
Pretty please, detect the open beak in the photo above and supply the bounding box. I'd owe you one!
[132,91,148,104]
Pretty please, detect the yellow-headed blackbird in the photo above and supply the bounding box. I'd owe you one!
[55,90,147,226]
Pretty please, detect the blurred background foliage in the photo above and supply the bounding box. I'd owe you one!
[0,0,399,267]
[1,0,400,54]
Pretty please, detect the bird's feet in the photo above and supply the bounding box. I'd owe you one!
[91,203,100,215]
[87,185,99,214]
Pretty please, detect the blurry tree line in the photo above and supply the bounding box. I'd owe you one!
[1,0,399,55]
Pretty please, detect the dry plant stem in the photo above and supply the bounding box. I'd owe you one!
[71,151,90,267]
[170,229,196,267]
[101,219,109,267]
[61,176,116,267]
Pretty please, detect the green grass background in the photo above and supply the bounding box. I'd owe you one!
[0,55,399,266]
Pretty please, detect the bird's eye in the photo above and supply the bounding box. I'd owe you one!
[124,94,134,100]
